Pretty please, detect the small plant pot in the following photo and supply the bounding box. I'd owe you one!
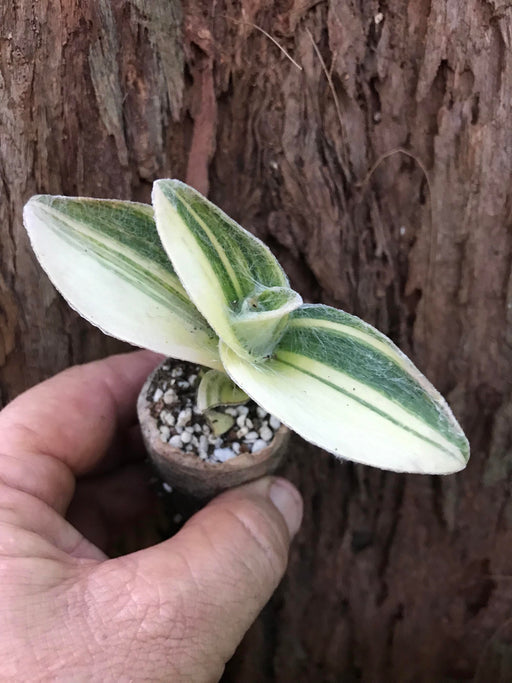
[137,360,290,499]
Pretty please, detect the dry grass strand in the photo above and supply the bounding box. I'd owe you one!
[305,27,350,180]
[225,16,303,71]
[357,147,436,343]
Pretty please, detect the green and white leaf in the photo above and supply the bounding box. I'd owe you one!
[197,369,248,436]
[152,180,302,360]
[23,195,221,369]
[220,304,469,474]
[196,369,249,412]
[232,287,303,358]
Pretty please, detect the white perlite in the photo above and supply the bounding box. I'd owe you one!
[245,431,259,442]
[177,408,192,427]
[150,360,282,465]
[163,388,178,405]
[159,425,170,442]
[269,415,281,431]
[169,434,182,448]
[213,447,236,462]
[251,439,267,453]
[160,410,175,426]
[259,425,273,442]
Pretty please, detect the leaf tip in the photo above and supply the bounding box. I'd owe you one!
[152,179,188,208]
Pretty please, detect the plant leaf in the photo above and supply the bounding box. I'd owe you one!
[196,369,249,412]
[220,304,469,474]
[232,287,303,358]
[23,195,222,369]
[204,409,235,437]
[152,179,301,360]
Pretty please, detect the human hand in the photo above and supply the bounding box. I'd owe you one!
[0,351,303,681]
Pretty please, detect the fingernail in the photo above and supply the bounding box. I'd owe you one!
[269,478,303,537]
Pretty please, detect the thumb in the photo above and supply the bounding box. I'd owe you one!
[100,476,302,681]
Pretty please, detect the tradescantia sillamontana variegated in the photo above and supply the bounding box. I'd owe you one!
[23,180,469,474]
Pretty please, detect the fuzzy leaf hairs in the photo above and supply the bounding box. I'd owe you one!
[24,180,469,474]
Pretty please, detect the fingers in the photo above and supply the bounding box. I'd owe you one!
[89,477,302,681]
[0,483,106,562]
[0,350,162,512]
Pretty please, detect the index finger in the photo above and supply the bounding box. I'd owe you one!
[0,350,162,513]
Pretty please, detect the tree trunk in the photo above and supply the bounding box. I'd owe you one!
[2,1,512,680]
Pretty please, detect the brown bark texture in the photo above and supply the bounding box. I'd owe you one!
[1,0,512,680]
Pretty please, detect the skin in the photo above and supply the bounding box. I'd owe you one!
[0,350,303,681]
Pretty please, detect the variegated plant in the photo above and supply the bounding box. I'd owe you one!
[23,180,469,474]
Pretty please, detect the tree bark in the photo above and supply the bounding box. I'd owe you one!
[2,0,512,680]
